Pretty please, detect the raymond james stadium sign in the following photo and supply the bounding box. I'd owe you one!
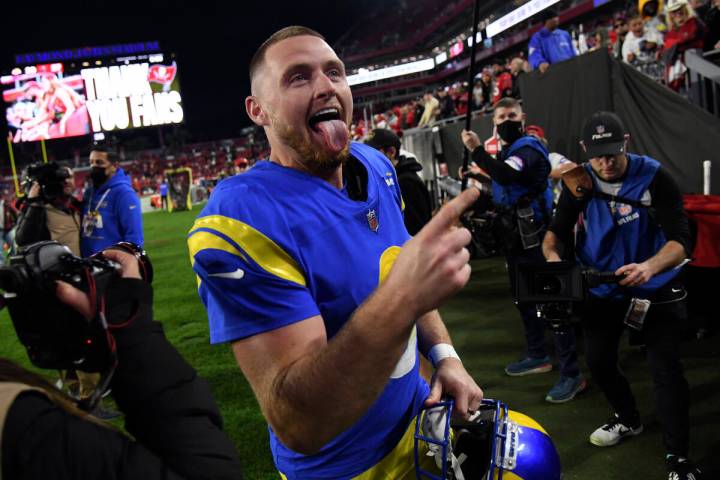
[15,42,161,65]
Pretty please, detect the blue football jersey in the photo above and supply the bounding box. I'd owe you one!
[188,142,430,478]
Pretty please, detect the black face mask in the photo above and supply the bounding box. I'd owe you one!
[90,167,108,188]
[497,120,524,144]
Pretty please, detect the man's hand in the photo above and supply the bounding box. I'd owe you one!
[546,252,562,262]
[461,130,481,152]
[56,249,142,319]
[424,358,483,419]
[539,62,550,73]
[385,188,479,318]
[616,262,655,287]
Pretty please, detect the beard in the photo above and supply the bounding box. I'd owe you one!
[271,113,350,175]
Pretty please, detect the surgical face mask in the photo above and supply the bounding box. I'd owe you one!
[496,120,524,144]
[90,166,108,188]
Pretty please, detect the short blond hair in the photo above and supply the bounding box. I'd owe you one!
[249,26,325,89]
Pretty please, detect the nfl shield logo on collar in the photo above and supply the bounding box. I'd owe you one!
[367,209,379,232]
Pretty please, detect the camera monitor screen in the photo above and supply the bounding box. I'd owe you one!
[2,54,183,143]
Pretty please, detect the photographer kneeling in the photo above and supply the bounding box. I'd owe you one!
[0,245,243,479]
[543,112,701,480]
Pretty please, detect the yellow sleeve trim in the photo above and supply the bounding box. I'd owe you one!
[188,229,249,265]
[401,196,405,212]
[190,215,307,287]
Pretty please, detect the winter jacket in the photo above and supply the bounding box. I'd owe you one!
[81,168,143,256]
[395,155,432,236]
[528,28,577,69]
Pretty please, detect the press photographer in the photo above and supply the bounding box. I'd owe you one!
[12,161,115,415]
[0,242,243,479]
[542,111,702,479]
[460,97,584,404]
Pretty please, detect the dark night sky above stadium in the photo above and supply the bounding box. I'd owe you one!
[0,3,377,153]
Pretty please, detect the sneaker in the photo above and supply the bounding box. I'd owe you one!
[589,413,643,447]
[505,356,552,376]
[667,455,703,480]
[545,375,588,403]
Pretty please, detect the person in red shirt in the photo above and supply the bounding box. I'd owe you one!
[491,61,514,105]
[663,0,706,90]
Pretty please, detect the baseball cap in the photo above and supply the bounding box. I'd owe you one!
[581,111,627,158]
[666,0,688,12]
[365,128,401,151]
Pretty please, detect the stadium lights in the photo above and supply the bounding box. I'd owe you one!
[347,58,435,86]
[485,0,562,38]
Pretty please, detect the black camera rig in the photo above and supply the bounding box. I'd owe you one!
[22,161,71,203]
[0,241,152,410]
[515,261,622,331]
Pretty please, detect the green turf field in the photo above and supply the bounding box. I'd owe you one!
[1,207,718,479]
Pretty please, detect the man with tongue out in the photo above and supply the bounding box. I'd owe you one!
[189,26,483,479]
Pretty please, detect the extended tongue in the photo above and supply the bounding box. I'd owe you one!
[315,119,349,154]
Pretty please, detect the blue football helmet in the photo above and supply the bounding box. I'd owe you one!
[414,399,561,480]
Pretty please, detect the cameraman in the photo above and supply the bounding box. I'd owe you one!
[0,248,243,479]
[15,162,82,256]
[543,112,700,480]
[461,97,584,404]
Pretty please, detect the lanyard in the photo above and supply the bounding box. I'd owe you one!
[89,188,111,214]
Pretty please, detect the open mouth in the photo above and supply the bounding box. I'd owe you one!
[308,107,342,131]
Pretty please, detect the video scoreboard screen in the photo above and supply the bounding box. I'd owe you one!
[2,52,184,143]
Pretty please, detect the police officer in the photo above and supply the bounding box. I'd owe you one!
[461,97,585,403]
[543,111,701,480]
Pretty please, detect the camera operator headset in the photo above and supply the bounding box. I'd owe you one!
[460,97,584,405]
[0,243,243,479]
[542,111,701,480]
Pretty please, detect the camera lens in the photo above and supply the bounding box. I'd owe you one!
[535,274,562,296]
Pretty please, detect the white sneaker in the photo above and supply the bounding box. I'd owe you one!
[589,413,643,447]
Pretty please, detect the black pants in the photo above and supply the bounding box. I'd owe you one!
[581,295,690,456]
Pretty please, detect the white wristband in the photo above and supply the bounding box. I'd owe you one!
[428,343,461,368]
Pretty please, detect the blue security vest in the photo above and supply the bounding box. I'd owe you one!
[576,154,680,299]
[491,135,554,223]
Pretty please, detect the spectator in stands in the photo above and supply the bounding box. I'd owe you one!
[491,60,514,104]
[366,128,432,235]
[509,57,525,99]
[623,13,664,63]
[474,68,494,110]
[664,0,706,91]
[460,97,585,404]
[418,91,440,127]
[611,15,631,60]
[81,145,143,257]
[529,8,577,73]
[437,88,456,120]
[640,0,668,35]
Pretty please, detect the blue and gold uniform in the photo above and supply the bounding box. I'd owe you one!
[188,142,431,479]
